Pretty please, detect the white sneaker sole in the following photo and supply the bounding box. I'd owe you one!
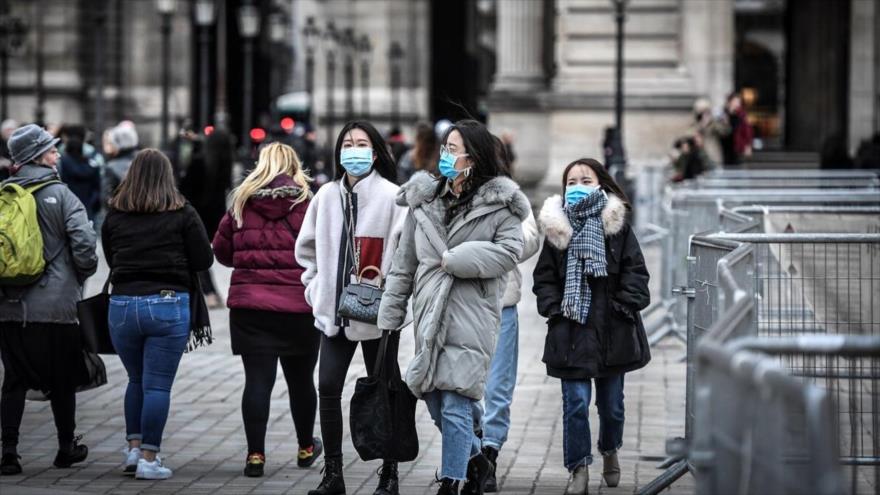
[135,471,172,480]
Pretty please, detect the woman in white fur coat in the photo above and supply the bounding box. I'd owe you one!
[295,121,407,495]
[532,158,651,495]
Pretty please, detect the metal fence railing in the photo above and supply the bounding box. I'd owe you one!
[692,335,880,495]
[638,232,880,495]
[639,186,880,347]
[691,337,849,495]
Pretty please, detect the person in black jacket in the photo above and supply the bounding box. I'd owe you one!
[102,149,214,481]
[532,158,650,495]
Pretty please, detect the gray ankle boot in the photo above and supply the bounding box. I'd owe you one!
[564,464,588,495]
[602,453,620,487]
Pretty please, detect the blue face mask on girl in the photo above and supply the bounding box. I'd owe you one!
[438,148,469,179]
[339,147,373,177]
[565,184,599,206]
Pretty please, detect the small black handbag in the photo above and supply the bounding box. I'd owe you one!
[77,275,116,355]
[349,330,419,462]
[337,265,384,325]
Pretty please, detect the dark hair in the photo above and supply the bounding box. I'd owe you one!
[561,158,631,210]
[435,119,505,222]
[333,120,398,184]
[412,122,439,172]
[492,134,512,177]
[110,149,186,213]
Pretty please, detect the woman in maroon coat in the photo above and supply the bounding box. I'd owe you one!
[212,142,322,477]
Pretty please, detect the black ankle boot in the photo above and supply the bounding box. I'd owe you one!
[0,453,22,476]
[53,436,88,468]
[436,477,459,494]
[308,457,346,495]
[373,460,399,495]
[460,452,494,495]
[482,447,498,493]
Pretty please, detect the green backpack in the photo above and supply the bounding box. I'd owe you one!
[0,180,61,286]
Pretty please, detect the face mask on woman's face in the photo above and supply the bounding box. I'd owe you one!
[340,147,373,177]
[438,147,469,180]
[565,184,599,206]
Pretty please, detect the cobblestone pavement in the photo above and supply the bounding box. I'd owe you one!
[0,245,693,494]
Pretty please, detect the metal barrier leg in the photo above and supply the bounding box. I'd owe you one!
[636,459,690,495]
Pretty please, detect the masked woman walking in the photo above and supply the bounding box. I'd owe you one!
[533,158,651,494]
[378,120,529,494]
[295,121,407,495]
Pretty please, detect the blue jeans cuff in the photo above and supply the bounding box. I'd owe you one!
[599,442,622,456]
[566,456,593,472]
[140,443,160,453]
[482,440,502,451]
[126,434,143,441]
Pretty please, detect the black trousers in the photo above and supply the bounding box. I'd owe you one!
[240,353,319,453]
[0,322,80,453]
[318,331,399,460]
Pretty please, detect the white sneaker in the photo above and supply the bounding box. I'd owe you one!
[135,457,173,480]
[123,447,142,475]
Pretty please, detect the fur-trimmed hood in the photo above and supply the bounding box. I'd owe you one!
[396,171,531,221]
[248,175,309,220]
[538,193,627,250]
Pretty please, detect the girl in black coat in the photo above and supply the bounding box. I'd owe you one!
[532,158,650,495]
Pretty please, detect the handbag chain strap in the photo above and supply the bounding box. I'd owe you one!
[340,188,361,275]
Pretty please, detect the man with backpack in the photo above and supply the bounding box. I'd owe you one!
[0,124,98,476]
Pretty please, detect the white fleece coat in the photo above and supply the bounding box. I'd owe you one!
[295,170,407,340]
[501,210,541,307]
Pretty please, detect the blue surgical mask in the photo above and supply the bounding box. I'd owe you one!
[438,148,469,179]
[565,184,599,206]
[340,147,373,177]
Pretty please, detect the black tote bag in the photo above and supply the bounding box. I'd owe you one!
[349,330,419,462]
[77,274,116,354]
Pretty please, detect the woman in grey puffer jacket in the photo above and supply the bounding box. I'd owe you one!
[378,120,528,495]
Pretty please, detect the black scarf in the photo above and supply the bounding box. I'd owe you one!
[187,272,213,352]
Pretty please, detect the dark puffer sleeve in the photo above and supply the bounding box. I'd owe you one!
[532,241,564,318]
[614,224,650,312]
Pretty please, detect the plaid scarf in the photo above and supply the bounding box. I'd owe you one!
[561,192,608,325]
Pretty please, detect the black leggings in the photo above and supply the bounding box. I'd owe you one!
[1,385,76,454]
[241,353,319,453]
[318,332,399,460]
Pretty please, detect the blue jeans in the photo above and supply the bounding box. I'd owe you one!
[561,374,625,471]
[109,293,190,453]
[473,305,518,451]
[424,390,482,480]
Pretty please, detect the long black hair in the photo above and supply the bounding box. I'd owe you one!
[435,119,505,222]
[333,120,398,184]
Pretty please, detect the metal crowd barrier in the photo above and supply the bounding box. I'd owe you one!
[641,186,880,347]
[690,337,851,495]
[704,169,880,180]
[638,232,880,495]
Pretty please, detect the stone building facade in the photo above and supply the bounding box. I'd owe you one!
[3,0,878,187]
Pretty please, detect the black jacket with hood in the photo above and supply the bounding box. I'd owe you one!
[532,193,651,380]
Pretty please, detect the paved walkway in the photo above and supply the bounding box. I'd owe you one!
[0,245,692,494]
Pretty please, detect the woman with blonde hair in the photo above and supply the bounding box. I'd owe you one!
[212,142,322,477]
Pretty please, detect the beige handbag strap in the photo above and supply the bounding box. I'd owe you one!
[358,265,383,286]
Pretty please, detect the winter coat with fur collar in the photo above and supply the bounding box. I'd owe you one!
[213,174,311,314]
[378,172,528,400]
[533,193,651,379]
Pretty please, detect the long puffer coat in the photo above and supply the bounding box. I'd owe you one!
[378,172,529,400]
[533,193,651,380]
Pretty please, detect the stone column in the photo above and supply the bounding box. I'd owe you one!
[849,0,878,150]
[493,0,544,91]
